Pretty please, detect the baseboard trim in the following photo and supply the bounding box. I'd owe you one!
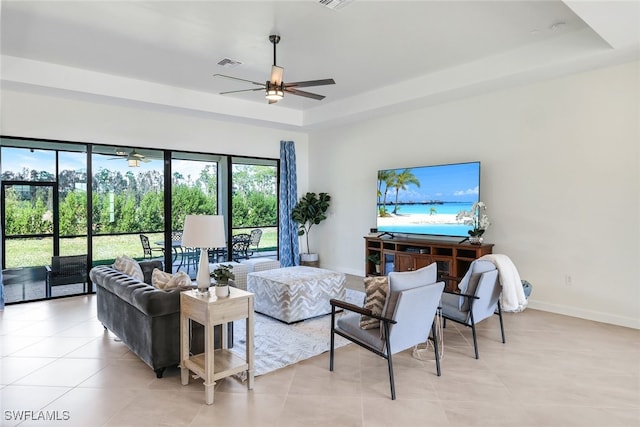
[528,300,639,329]
[325,266,640,330]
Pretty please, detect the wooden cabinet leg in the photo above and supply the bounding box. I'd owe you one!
[204,381,215,405]
[180,312,190,386]
[247,304,255,390]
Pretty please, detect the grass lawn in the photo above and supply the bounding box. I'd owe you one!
[4,228,277,268]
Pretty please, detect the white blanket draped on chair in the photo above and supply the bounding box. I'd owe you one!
[479,254,528,312]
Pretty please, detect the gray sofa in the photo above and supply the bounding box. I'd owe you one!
[90,261,231,378]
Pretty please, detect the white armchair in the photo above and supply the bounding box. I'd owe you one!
[329,263,444,400]
[440,259,505,359]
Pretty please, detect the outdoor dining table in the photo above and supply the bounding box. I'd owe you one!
[155,240,186,268]
[155,241,227,270]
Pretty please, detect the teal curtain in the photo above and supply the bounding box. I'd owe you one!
[278,141,299,267]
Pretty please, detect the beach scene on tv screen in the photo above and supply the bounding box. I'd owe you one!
[377,162,480,237]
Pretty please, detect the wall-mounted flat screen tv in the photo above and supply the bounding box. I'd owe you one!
[376,161,480,238]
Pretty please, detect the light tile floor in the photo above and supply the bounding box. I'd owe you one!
[1,292,639,426]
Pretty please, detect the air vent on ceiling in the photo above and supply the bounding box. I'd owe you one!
[217,58,243,68]
[317,0,354,11]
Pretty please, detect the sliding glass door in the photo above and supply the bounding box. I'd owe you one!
[2,182,55,301]
[170,152,224,274]
[1,142,89,301]
[91,146,165,267]
[230,157,278,259]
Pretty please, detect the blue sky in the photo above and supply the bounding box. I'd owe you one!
[1,147,207,179]
[379,161,480,203]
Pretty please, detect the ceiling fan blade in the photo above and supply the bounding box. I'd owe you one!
[284,78,335,88]
[270,66,284,85]
[220,87,265,95]
[213,74,264,87]
[284,87,326,100]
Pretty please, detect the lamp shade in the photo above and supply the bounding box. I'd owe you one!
[181,215,226,249]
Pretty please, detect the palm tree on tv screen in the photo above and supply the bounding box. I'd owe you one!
[377,169,397,217]
[392,169,420,214]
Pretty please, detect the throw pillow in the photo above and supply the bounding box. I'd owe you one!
[113,255,144,281]
[151,269,192,290]
[360,276,389,330]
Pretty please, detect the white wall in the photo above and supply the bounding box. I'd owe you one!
[0,89,310,193]
[2,62,638,329]
[309,61,640,329]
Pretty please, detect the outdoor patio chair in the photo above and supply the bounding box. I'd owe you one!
[170,230,184,264]
[248,229,262,255]
[181,247,200,273]
[45,254,88,297]
[167,230,197,272]
[231,234,251,261]
[139,234,164,260]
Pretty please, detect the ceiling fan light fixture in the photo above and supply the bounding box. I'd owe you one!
[265,83,284,101]
[214,35,334,103]
[128,158,141,167]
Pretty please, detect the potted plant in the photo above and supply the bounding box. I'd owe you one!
[210,264,235,297]
[366,253,381,274]
[291,192,331,266]
[456,201,491,244]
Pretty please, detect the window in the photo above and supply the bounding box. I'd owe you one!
[0,137,279,303]
[171,153,222,231]
[231,157,278,254]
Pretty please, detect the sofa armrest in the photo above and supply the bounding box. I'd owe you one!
[139,260,163,285]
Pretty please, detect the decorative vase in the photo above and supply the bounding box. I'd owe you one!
[215,279,233,297]
[469,235,484,245]
[215,284,229,297]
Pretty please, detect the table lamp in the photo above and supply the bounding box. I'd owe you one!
[181,215,226,294]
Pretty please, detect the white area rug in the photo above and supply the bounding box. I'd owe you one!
[231,288,363,377]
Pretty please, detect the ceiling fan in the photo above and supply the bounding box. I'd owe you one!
[110,149,151,167]
[213,35,335,104]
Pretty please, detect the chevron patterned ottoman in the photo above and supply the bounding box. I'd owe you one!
[247,266,346,324]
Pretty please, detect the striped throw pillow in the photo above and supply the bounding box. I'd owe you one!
[360,276,389,330]
[113,256,144,281]
[151,269,192,290]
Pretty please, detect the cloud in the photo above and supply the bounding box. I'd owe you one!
[453,186,479,196]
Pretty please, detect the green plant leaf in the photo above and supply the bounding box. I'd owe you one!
[291,191,331,254]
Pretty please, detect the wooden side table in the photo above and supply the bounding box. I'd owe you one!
[180,288,254,405]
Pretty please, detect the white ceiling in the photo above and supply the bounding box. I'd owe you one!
[1,1,639,130]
